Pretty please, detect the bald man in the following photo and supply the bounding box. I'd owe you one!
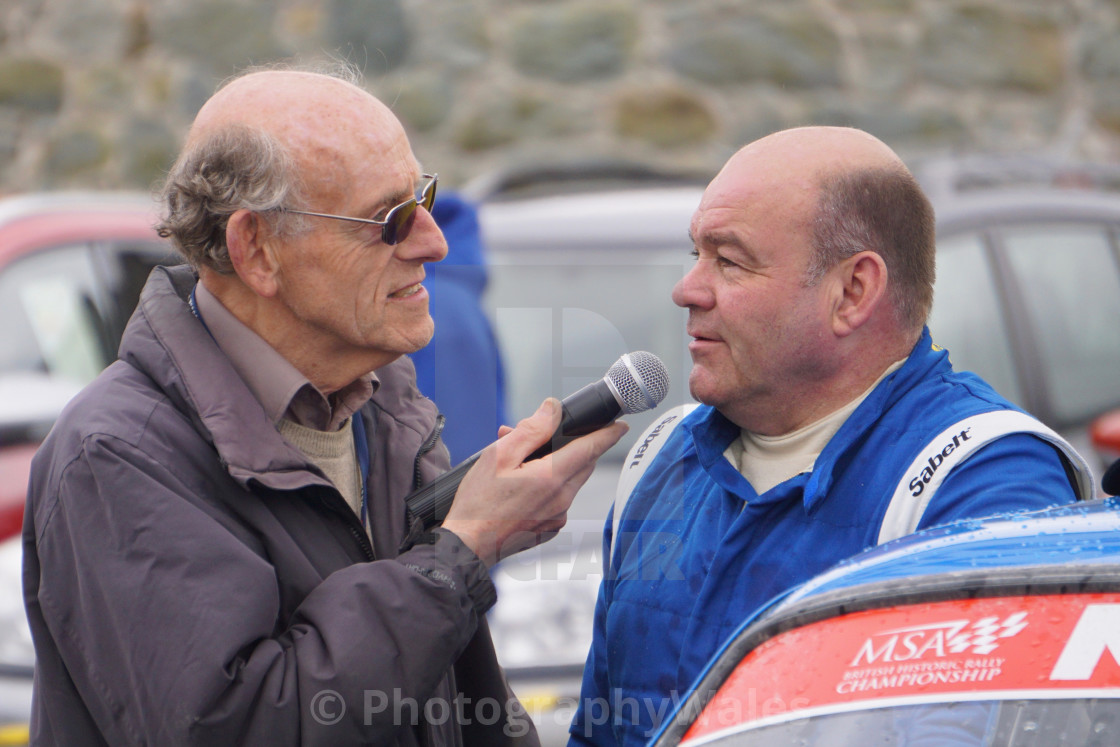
[23,65,625,746]
[570,127,1094,746]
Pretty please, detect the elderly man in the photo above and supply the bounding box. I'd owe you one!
[570,127,1094,746]
[23,66,625,746]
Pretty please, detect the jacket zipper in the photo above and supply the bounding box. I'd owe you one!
[348,521,376,562]
[412,414,446,491]
[345,411,444,561]
[315,487,376,562]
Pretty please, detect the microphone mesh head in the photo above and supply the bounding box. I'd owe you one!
[606,351,670,415]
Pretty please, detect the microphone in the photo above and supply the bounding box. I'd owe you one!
[405,351,670,530]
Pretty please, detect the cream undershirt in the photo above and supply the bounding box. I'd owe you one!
[277,417,364,522]
[726,360,906,495]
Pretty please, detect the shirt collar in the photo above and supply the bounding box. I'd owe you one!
[691,329,937,508]
[194,281,377,431]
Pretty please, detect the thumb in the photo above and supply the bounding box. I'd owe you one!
[493,398,562,464]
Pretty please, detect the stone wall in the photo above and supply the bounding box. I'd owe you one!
[2,0,1120,192]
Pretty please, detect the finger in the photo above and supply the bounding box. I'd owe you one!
[491,398,563,465]
[496,425,514,438]
[546,420,629,478]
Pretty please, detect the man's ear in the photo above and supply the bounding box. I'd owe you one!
[832,251,887,337]
[226,209,281,298]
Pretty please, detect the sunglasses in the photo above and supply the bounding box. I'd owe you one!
[284,173,438,245]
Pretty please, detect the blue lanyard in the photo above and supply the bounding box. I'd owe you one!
[352,411,371,530]
[188,284,215,340]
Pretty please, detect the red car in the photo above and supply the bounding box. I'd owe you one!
[0,192,177,540]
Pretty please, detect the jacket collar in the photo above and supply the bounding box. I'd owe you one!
[119,265,333,493]
[688,328,948,510]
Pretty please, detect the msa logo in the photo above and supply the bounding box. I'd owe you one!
[851,613,1028,666]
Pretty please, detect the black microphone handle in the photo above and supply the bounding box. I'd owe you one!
[526,380,622,461]
[405,453,481,530]
[405,379,624,529]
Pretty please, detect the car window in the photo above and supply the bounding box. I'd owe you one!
[0,244,110,384]
[93,239,180,342]
[999,225,1120,426]
[485,251,691,455]
[928,233,1022,406]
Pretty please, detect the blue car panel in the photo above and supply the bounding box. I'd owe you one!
[652,498,1120,746]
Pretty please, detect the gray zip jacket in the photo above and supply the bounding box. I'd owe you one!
[23,265,538,746]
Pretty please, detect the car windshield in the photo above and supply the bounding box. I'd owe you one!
[692,698,1120,745]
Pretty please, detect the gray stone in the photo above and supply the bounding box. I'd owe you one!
[0,58,64,113]
[175,72,218,122]
[732,111,798,151]
[835,0,915,12]
[509,3,637,82]
[860,35,915,95]
[919,5,1064,92]
[39,3,132,62]
[614,86,718,147]
[1082,29,1120,80]
[665,11,842,88]
[384,71,454,133]
[1093,83,1120,134]
[455,102,522,152]
[453,91,587,152]
[421,5,489,70]
[0,0,1119,193]
[150,1,291,78]
[0,111,21,171]
[326,0,412,75]
[44,127,109,181]
[70,66,136,114]
[121,117,178,187]
[808,100,970,149]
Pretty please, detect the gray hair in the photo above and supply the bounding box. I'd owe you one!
[807,167,936,331]
[156,124,306,273]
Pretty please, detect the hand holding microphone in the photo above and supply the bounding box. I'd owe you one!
[406,352,669,557]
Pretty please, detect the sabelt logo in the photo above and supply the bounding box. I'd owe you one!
[850,612,1028,666]
[627,414,679,469]
[907,427,973,497]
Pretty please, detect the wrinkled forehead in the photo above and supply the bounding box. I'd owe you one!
[698,147,817,225]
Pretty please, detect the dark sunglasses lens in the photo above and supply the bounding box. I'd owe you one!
[384,200,418,245]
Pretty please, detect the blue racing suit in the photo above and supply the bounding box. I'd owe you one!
[569,329,1092,746]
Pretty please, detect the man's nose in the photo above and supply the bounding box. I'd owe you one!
[672,262,713,309]
[400,207,448,263]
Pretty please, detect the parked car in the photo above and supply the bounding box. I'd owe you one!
[649,495,1120,746]
[920,156,1120,467]
[0,192,178,540]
